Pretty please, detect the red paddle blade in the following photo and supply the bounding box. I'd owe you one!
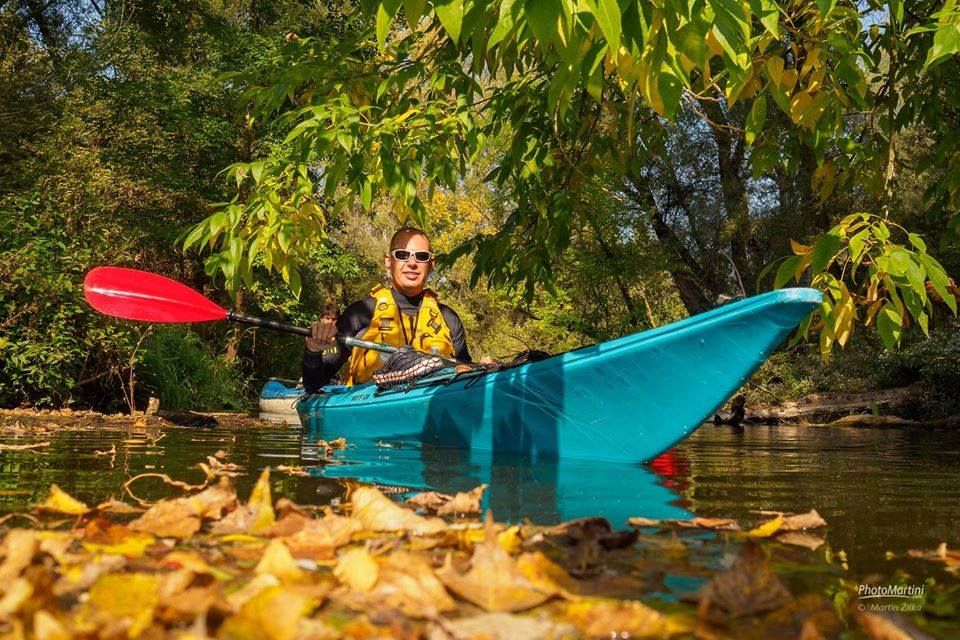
[83,267,228,324]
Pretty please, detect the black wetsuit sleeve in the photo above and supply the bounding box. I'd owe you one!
[301,298,375,393]
[440,305,472,363]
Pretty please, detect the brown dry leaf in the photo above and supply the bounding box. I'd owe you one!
[698,542,792,618]
[430,612,577,640]
[628,517,661,527]
[854,609,919,640]
[567,599,678,639]
[351,486,446,535]
[516,551,579,596]
[0,441,49,451]
[0,578,33,618]
[225,574,280,612]
[129,477,237,538]
[83,572,160,638]
[0,529,37,583]
[777,532,826,550]
[322,437,346,449]
[33,610,72,640]
[255,539,305,583]
[37,484,90,515]
[95,498,144,515]
[437,484,487,516]
[211,469,275,535]
[52,555,127,597]
[675,517,741,531]
[275,465,309,477]
[374,551,457,617]
[266,512,309,538]
[280,514,362,561]
[781,509,827,531]
[437,514,554,612]
[907,542,960,574]
[406,491,451,511]
[156,571,220,621]
[81,520,156,558]
[334,548,379,592]
[217,584,317,640]
[746,514,784,538]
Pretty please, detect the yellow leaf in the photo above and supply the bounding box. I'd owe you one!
[0,529,37,583]
[334,548,379,592]
[255,539,305,583]
[38,485,90,515]
[218,585,316,640]
[747,514,784,538]
[497,526,523,554]
[86,573,159,638]
[437,514,553,612]
[790,239,812,255]
[350,486,446,534]
[568,599,679,638]
[248,468,276,535]
[33,610,71,640]
[0,578,33,618]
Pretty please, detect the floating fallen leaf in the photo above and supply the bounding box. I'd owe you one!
[0,577,33,618]
[81,520,155,558]
[854,609,926,640]
[516,551,579,596]
[129,477,236,538]
[372,551,456,617]
[777,532,826,550]
[37,484,90,515]
[32,610,71,640]
[406,490,451,511]
[746,514,784,538]
[95,498,144,515]
[82,573,159,638]
[334,548,379,592]
[438,514,554,612]
[907,542,960,575]
[407,485,488,516]
[275,465,309,477]
[53,555,127,597]
[217,585,318,640]
[698,542,792,619]
[0,529,37,583]
[430,612,576,640]
[438,484,487,516]
[351,486,446,535]
[279,514,362,561]
[0,441,50,451]
[256,539,306,583]
[567,599,678,639]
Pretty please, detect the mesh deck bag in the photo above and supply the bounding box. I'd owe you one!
[372,346,446,390]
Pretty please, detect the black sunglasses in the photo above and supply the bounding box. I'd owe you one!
[390,249,433,263]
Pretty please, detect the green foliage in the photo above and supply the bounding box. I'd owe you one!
[0,197,139,407]
[137,326,250,411]
[765,214,956,358]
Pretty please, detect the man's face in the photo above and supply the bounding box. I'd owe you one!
[385,232,433,296]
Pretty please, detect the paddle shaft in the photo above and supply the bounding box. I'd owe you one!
[226,311,396,355]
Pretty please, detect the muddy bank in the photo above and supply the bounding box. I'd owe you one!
[0,407,275,432]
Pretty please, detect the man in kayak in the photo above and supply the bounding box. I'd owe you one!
[302,227,472,391]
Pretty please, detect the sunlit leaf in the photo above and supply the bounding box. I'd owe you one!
[37,485,90,515]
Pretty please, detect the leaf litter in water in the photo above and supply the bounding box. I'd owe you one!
[0,453,954,638]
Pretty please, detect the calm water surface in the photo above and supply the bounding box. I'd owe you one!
[2,420,958,581]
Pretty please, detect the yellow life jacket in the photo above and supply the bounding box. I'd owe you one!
[346,285,455,386]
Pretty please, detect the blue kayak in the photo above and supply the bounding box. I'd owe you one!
[297,288,821,464]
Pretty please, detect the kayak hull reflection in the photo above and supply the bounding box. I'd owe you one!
[297,288,821,464]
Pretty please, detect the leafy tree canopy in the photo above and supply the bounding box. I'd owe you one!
[183,0,960,356]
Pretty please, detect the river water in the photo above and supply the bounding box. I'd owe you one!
[1,419,958,582]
